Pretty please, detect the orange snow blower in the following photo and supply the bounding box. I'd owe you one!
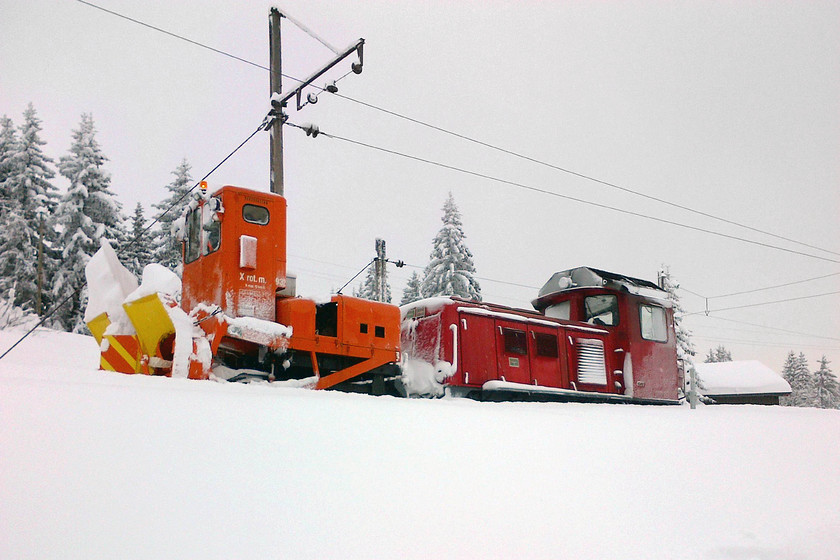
[86,185,403,395]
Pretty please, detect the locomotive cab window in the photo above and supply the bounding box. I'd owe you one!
[502,328,528,355]
[640,304,668,342]
[584,295,618,326]
[242,204,269,225]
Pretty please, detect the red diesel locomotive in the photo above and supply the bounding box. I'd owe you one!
[400,267,682,404]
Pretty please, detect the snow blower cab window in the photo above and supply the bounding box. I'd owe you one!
[201,200,221,256]
[185,208,202,263]
[584,294,618,326]
[243,204,269,225]
[640,304,668,342]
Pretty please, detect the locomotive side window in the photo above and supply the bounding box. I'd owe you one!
[534,333,559,358]
[185,208,201,263]
[243,204,270,225]
[502,328,528,355]
[584,295,619,326]
[640,304,668,342]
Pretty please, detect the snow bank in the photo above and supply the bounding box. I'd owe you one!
[2,329,839,560]
[125,263,181,304]
[83,239,138,329]
[400,357,452,397]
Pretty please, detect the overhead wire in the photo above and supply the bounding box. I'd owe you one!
[74,0,840,261]
[685,315,840,343]
[683,290,840,316]
[286,122,840,265]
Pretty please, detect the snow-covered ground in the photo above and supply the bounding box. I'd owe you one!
[2,328,839,560]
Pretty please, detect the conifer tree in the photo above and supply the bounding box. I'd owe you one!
[781,351,815,407]
[421,192,481,301]
[658,266,701,392]
[0,115,17,196]
[0,104,58,313]
[704,345,733,363]
[355,262,392,303]
[812,356,838,409]
[52,113,124,332]
[123,202,155,278]
[400,271,422,306]
[153,159,193,271]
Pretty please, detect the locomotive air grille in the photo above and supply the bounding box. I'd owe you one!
[575,338,607,385]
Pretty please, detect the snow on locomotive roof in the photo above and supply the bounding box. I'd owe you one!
[399,297,456,320]
[534,266,670,306]
[694,360,792,396]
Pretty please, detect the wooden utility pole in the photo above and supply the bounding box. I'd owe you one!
[375,239,386,302]
[36,217,44,315]
[269,8,284,196]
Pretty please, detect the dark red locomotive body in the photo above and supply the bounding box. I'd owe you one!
[400,267,682,403]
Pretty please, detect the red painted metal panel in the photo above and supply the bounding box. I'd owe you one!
[494,319,531,384]
[527,325,568,388]
[458,312,497,386]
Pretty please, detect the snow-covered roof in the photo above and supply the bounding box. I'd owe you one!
[694,361,791,396]
[532,266,670,310]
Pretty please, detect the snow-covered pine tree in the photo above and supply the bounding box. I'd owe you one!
[657,266,701,393]
[0,115,17,195]
[0,104,59,313]
[400,271,422,306]
[421,192,481,301]
[153,159,193,271]
[51,113,124,332]
[123,202,155,278]
[812,356,838,409]
[355,261,392,303]
[781,351,815,407]
[704,345,733,363]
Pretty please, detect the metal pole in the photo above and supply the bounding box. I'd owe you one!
[36,217,44,315]
[375,239,386,302]
[269,8,284,196]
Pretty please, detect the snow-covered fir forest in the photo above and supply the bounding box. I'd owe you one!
[1,103,837,409]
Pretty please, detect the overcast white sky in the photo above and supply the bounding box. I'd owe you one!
[2,0,839,372]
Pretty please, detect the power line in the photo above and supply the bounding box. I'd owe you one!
[686,315,840,342]
[705,272,840,300]
[684,290,840,316]
[331,93,840,259]
[288,122,840,265]
[690,335,840,351]
[75,0,840,260]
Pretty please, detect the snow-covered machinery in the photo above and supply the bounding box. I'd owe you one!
[85,185,403,395]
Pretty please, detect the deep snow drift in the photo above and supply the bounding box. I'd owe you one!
[1,327,839,559]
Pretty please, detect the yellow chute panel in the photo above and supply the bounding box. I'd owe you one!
[87,312,111,345]
[123,294,176,357]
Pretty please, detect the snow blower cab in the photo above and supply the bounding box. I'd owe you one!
[180,185,288,321]
[85,184,402,395]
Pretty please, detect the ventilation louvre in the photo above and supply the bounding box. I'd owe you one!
[576,338,607,385]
